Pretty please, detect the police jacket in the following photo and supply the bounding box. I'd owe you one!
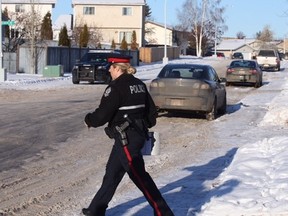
[85,73,157,128]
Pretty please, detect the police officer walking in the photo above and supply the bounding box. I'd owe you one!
[82,56,174,216]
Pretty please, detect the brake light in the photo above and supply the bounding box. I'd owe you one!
[150,81,158,88]
[200,84,210,89]
[150,81,165,88]
[191,82,209,89]
[250,69,257,74]
[227,68,234,73]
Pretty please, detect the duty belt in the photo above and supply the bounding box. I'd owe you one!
[119,104,145,110]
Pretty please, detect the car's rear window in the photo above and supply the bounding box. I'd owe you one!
[158,65,208,79]
[233,53,242,57]
[81,53,108,63]
[230,61,255,68]
[258,50,275,57]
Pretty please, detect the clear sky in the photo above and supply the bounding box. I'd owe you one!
[52,0,288,39]
[146,0,288,39]
[52,0,72,22]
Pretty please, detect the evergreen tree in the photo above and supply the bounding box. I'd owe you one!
[145,3,152,19]
[130,30,138,50]
[120,35,128,50]
[40,11,53,40]
[58,24,70,46]
[111,39,116,49]
[79,24,89,47]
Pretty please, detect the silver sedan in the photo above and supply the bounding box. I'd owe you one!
[149,63,227,120]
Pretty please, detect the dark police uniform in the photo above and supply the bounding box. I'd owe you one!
[83,72,174,216]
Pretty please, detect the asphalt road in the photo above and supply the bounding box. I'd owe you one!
[0,59,254,172]
[0,59,287,216]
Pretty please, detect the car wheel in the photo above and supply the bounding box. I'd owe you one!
[206,98,217,121]
[218,96,227,115]
[254,81,260,88]
[72,76,80,84]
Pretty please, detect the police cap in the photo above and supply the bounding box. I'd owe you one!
[107,53,132,63]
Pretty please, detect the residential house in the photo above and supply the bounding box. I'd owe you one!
[145,20,173,46]
[275,40,287,53]
[71,0,146,48]
[1,0,56,41]
[145,20,189,54]
[1,0,56,20]
[215,38,261,59]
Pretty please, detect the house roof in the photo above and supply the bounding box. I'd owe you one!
[2,0,56,3]
[145,20,174,31]
[216,39,256,50]
[72,0,145,5]
[53,14,73,30]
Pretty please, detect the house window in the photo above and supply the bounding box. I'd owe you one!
[83,7,95,15]
[122,7,132,16]
[119,32,132,43]
[15,4,25,13]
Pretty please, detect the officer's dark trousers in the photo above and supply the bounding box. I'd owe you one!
[88,129,174,216]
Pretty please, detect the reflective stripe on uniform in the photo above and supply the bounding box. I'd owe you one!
[119,104,145,110]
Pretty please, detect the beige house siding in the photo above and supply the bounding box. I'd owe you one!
[145,21,173,46]
[1,0,56,19]
[72,1,145,47]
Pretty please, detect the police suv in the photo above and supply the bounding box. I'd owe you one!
[72,50,131,84]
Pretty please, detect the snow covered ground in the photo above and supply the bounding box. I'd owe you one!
[1,57,288,216]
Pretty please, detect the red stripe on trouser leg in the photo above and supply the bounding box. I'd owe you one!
[123,146,162,216]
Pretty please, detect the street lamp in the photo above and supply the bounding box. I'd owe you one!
[284,36,286,54]
[214,23,217,57]
[162,0,168,65]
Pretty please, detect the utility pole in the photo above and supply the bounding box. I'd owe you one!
[31,0,36,74]
[0,0,7,81]
[162,0,168,65]
[214,23,217,57]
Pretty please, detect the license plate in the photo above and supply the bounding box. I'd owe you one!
[170,99,183,106]
[264,64,269,67]
[239,70,245,74]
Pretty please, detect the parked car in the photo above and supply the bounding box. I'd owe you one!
[278,52,285,61]
[217,52,225,57]
[226,60,263,88]
[149,64,227,120]
[256,49,280,71]
[232,52,244,59]
[204,51,214,57]
[204,51,225,58]
[72,50,131,84]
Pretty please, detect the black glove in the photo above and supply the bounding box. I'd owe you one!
[84,113,92,128]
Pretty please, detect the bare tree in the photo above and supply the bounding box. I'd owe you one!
[5,1,44,74]
[177,0,226,56]
[2,7,26,52]
[257,25,274,42]
[236,31,246,39]
[88,27,103,48]
[71,18,103,48]
[145,24,158,44]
